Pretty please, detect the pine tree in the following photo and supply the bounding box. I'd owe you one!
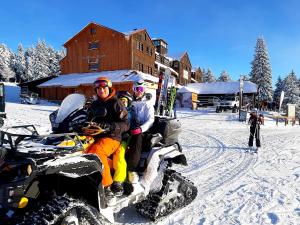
[14,44,26,82]
[273,76,284,102]
[33,40,50,79]
[218,70,231,82]
[203,68,216,82]
[25,47,35,81]
[282,71,300,105]
[0,44,15,81]
[249,37,273,101]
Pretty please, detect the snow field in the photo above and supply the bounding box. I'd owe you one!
[3,84,300,224]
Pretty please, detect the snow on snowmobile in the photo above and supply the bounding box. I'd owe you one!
[0,93,197,225]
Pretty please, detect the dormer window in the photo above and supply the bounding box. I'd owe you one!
[89,42,99,50]
[90,28,96,35]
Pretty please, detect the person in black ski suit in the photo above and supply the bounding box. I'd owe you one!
[248,110,263,148]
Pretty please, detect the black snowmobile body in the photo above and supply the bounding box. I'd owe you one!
[0,126,103,224]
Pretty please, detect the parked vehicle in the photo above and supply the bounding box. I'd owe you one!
[0,93,197,225]
[20,92,39,105]
[216,96,239,113]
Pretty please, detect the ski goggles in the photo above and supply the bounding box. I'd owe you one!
[94,80,112,88]
[133,86,145,93]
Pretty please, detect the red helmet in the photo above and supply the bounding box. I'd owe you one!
[94,77,112,88]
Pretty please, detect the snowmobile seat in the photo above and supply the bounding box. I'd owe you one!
[149,116,181,146]
[149,133,163,148]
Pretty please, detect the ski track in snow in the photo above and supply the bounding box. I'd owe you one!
[4,90,300,225]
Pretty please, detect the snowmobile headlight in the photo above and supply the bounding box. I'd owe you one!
[27,165,32,175]
[8,189,14,197]
[0,163,32,183]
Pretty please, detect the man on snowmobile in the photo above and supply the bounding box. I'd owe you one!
[85,77,129,198]
[125,79,155,183]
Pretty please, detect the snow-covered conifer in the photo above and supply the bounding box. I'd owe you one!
[249,37,273,101]
[273,76,284,102]
[0,44,15,81]
[203,68,216,82]
[14,44,26,82]
[218,70,231,82]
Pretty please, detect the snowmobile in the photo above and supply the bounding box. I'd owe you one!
[0,93,197,225]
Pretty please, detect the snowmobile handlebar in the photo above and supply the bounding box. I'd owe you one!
[81,121,106,136]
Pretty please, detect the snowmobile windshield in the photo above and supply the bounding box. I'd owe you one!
[55,94,86,124]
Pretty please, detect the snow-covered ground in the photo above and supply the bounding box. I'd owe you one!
[3,83,300,225]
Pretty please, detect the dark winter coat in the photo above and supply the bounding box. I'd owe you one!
[248,113,263,128]
[88,89,130,142]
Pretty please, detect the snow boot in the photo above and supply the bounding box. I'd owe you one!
[104,186,115,199]
[128,171,139,184]
[111,182,124,197]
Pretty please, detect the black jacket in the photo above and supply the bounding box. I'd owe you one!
[88,91,129,141]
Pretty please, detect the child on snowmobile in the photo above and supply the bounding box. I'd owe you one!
[85,77,130,198]
[248,109,263,149]
[125,80,155,183]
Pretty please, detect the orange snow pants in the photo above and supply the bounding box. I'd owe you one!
[85,137,127,187]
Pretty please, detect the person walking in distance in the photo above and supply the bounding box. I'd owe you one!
[248,109,263,151]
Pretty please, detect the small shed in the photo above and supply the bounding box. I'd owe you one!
[18,76,57,96]
[177,86,199,108]
[38,70,159,103]
[186,81,257,106]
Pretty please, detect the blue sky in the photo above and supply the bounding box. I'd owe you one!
[1,0,300,83]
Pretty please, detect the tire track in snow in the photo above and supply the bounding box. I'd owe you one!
[179,129,226,175]
[180,129,258,195]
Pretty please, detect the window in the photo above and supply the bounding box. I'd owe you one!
[146,46,150,54]
[138,62,143,72]
[148,66,153,75]
[136,41,143,51]
[88,42,99,50]
[150,48,153,56]
[153,40,159,46]
[88,57,99,71]
[90,28,96,35]
[144,34,147,41]
[89,63,99,70]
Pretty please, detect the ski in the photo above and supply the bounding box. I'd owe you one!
[155,69,171,116]
[166,86,177,117]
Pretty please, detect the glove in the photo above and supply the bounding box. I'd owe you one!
[99,122,115,133]
[130,127,142,135]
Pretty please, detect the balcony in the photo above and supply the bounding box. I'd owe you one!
[155,54,170,67]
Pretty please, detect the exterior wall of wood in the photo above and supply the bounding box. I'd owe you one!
[40,82,134,101]
[191,68,203,83]
[60,23,132,74]
[178,53,192,85]
[131,30,155,75]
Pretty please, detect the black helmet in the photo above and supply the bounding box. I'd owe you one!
[118,91,133,106]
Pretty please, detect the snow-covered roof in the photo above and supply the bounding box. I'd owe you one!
[177,86,199,93]
[122,29,145,36]
[185,81,257,94]
[38,70,159,88]
[154,61,178,76]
